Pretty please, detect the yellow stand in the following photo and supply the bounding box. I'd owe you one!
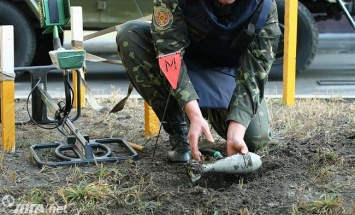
[144,101,159,137]
[71,7,86,108]
[0,26,16,152]
[283,0,298,106]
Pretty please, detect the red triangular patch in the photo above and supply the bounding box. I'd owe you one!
[158,51,181,89]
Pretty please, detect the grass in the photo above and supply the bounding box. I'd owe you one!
[298,193,346,214]
[58,180,115,204]
[0,97,354,214]
[269,98,354,136]
[265,98,354,215]
[0,151,4,172]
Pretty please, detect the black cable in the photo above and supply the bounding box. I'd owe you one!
[25,78,61,130]
[63,71,73,116]
[25,72,75,135]
[68,69,82,122]
[55,71,75,136]
[151,88,172,161]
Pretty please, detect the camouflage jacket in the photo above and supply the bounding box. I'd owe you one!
[151,0,281,128]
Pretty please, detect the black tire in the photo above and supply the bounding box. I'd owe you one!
[269,0,319,80]
[31,30,62,66]
[0,0,36,67]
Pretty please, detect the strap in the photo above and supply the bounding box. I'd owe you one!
[249,0,265,26]
[83,14,151,41]
[109,82,134,113]
[255,0,272,30]
[79,68,110,112]
[85,52,123,65]
[69,45,133,113]
[247,0,272,34]
[68,15,153,113]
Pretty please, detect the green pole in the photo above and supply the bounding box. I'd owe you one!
[53,25,59,39]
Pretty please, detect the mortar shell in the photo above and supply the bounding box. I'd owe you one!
[200,152,262,174]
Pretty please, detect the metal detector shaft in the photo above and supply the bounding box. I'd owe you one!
[30,0,139,167]
[37,83,88,159]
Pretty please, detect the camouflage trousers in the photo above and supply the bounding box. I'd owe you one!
[116,21,271,151]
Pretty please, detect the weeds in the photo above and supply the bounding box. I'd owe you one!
[0,151,4,172]
[17,187,47,204]
[96,163,123,182]
[269,98,354,139]
[58,180,115,204]
[1,98,354,214]
[299,193,346,214]
[115,177,153,206]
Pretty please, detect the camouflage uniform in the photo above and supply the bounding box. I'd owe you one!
[116,0,281,151]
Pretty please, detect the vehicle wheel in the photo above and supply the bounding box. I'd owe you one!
[269,0,319,80]
[0,0,36,67]
[31,30,63,66]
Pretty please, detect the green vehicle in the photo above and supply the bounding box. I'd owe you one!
[0,0,153,69]
[0,0,354,79]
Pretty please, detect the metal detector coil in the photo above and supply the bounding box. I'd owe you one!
[25,0,140,167]
[26,74,139,167]
[30,138,139,167]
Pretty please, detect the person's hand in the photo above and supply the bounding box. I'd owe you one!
[188,116,214,161]
[226,138,248,156]
[184,100,214,161]
[226,121,249,156]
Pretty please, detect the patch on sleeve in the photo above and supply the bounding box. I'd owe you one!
[153,6,173,31]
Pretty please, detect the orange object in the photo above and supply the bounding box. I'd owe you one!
[158,51,181,89]
[144,102,159,137]
[128,142,145,152]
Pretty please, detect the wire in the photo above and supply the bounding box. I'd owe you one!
[25,72,75,134]
[151,88,173,161]
[25,78,60,130]
[55,71,75,136]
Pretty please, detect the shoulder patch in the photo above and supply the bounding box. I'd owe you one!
[153,6,173,30]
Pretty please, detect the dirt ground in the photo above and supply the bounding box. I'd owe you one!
[0,97,354,214]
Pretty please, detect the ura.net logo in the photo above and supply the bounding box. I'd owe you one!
[1,194,68,214]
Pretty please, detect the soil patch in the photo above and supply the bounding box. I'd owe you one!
[0,97,354,214]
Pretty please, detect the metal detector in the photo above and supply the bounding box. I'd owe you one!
[28,0,138,167]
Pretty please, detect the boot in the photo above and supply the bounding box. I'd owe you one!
[149,100,192,163]
[164,115,192,163]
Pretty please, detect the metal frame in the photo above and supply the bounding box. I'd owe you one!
[17,66,138,167]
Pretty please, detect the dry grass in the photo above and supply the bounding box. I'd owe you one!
[0,151,4,172]
[269,97,355,138]
[0,97,354,214]
[268,98,355,215]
